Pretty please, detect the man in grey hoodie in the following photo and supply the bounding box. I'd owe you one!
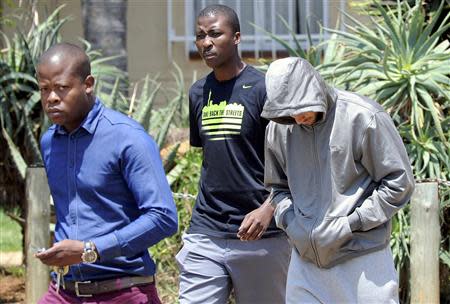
[262,57,415,303]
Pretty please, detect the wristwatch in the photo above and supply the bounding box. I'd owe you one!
[81,240,98,264]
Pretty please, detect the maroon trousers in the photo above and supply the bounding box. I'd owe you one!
[38,281,162,304]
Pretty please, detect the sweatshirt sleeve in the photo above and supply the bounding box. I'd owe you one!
[264,125,295,230]
[351,111,415,231]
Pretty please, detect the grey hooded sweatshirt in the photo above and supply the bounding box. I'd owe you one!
[262,57,415,268]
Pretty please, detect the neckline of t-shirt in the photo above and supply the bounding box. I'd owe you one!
[211,64,250,84]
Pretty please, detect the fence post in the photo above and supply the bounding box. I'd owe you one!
[410,182,440,304]
[25,167,50,303]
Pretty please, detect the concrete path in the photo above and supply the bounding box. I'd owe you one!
[0,252,23,266]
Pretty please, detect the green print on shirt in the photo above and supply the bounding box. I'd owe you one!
[201,90,245,141]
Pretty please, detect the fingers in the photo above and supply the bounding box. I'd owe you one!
[237,213,252,237]
[35,242,66,266]
[238,219,266,241]
[243,221,264,241]
[238,207,273,241]
[35,246,58,265]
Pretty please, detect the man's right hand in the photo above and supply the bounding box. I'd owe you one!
[237,200,274,241]
[35,239,84,266]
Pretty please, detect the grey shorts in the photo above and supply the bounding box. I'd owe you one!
[176,233,291,304]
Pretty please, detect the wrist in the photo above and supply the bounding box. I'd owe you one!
[262,200,275,213]
[348,211,362,232]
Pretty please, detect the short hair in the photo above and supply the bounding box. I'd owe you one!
[198,4,240,33]
[37,43,91,80]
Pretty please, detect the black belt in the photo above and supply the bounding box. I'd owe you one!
[61,275,155,297]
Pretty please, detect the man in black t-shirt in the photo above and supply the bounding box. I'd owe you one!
[176,5,290,304]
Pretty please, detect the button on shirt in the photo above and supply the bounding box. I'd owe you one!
[40,99,177,282]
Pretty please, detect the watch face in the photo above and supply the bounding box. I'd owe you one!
[82,250,97,263]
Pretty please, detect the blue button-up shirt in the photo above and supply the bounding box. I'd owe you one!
[40,99,178,281]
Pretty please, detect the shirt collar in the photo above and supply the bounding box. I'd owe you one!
[54,98,104,135]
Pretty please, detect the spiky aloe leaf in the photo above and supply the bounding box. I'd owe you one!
[155,94,182,148]
[441,250,450,268]
[25,120,43,164]
[162,142,180,173]
[166,157,188,186]
[134,77,161,131]
[249,20,304,58]
[1,125,27,180]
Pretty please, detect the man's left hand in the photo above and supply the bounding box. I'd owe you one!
[237,200,274,241]
[35,239,84,267]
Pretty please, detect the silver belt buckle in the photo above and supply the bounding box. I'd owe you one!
[75,281,93,297]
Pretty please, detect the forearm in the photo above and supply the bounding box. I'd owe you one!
[357,112,415,231]
[270,187,294,230]
[93,206,177,261]
[352,172,414,231]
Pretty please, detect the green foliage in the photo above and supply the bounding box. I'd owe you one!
[252,14,346,74]
[0,6,68,180]
[150,148,202,303]
[251,14,322,66]
[0,208,23,252]
[106,61,188,149]
[83,39,128,99]
[390,207,410,271]
[321,1,449,149]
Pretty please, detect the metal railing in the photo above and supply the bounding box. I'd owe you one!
[167,0,347,59]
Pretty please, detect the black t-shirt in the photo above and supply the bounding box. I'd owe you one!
[188,65,282,238]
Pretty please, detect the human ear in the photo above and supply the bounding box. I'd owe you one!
[234,31,241,45]
[84,75,95,94]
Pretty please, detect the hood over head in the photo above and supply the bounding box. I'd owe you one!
[261,57,335,124]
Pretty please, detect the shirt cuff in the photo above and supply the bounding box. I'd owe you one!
[272,196,293,229]
[91,232,121,261]
[348,211,362,232]
[280,208,295,230]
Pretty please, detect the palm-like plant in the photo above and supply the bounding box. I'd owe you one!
[319,0,449,156]
[251,15,325,67]
[251,15,346,74]
[0,6,68,184]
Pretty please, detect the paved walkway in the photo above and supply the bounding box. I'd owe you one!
[0,252,22,266]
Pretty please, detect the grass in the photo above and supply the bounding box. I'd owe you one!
[0,208,22,252]
[0,265,25,277]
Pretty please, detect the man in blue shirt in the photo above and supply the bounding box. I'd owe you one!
[35,43,177,303]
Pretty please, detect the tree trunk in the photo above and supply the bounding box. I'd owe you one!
[81,0,128,94]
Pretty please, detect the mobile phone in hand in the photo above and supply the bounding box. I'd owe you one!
[33,247,47,254]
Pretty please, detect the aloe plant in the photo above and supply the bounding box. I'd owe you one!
[251,14,346,87]
[318,0,449,198]
[320,1,449,146]
[251,14,324,66]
